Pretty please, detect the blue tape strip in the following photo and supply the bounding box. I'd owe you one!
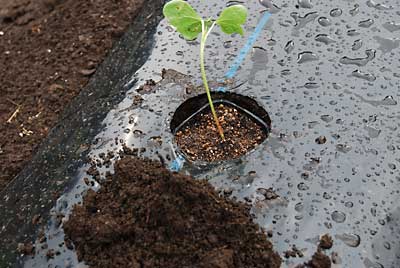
[217,12,271,92]
[169,12,271,171]
[170,155,185,172]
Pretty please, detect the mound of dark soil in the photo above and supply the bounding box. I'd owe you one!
[64,157,282,268]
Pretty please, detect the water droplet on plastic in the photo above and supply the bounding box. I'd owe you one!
[223,41,232,48]
[297,0,313,9]
[321,115,333,123]
[365,126,381,138]
[345,201,353,208]
[382,22,400,32]
[284,40,295,54]
[318,17,331,27]
[383,241,391,250]
[259,0,281,13]
[388,163,396,170]
[381,96,397,105]
[366,0,393,10]
[297,182,309,191]
[315,34,336,45]
[330,8,342,17]
[291,12,319,30]
[308,121,319,129]
[297,51,319,63]
[359,19,374,28]
[332,83,342,90]
[371,207,377,217]
[331,211,346,223]
[352,70,376,81]
[340,49,376,66]
[352,39,363,51]
[336,144,352,153]
[335,233,361,247]
[349,4,359,16]
[295,202,304,212]
[347,29,360,36]
[304,82,319,89]
[323,192,332,199]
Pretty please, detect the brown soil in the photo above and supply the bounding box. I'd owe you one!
[303,234,333,268]
[306,250,331,268]
[16,242,35,256]
[292,234,334,268]
[284,245,304,259]
[302,234,333,268]
[64,157,282,268]
[295,251,332,268]
[175,103,267,162]
[0,0,145,190]
[318,234,333,250]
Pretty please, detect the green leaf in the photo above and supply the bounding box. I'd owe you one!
[163,0,203,40]
[216,5,248,36]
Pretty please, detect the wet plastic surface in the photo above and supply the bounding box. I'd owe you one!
[1,0,400,267]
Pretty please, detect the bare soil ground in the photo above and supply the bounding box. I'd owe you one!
[0,0,145,190]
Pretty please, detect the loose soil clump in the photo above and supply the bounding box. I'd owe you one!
[306,250,331,268]
[304,234,333,268]
[64,157,281,268]
[175,103,267,162]
[319,234,333,250]
[0,0,145,190]
[293,234,334,268]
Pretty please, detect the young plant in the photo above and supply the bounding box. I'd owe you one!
[163,0,248,140]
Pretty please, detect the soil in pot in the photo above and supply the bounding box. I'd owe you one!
[175,103,267,162]
[172,92,271,163]
[63,156,282,268]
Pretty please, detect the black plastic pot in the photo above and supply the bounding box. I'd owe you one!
[170,92,272,165]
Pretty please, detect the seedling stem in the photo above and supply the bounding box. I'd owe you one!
[200,21,225,139]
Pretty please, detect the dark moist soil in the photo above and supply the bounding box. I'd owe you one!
[302,234,333,268]
[306,250,332,268]
[318,234,333,250]
[175,103,267,162]
[288,234,333,268]
[0,0,145,190]
[64,157,282,268]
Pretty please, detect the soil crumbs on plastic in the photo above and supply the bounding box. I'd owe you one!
[306,250,331,268]
[175,104,268,162]
[64,157,281,268]
[0,0,145,190]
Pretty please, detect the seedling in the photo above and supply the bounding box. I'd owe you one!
[163,0,248,140]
